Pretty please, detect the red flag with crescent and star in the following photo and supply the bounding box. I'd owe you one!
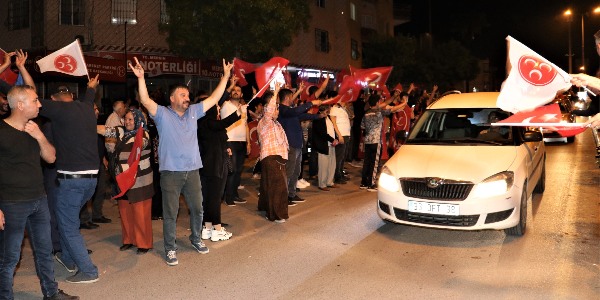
[233,58,256,87]
[254,56,289,98]
[497,36,572,113]
[247,120,260,160]
[496,103,587,137]
[113,126,144,199]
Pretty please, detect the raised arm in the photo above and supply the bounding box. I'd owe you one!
[24,120,56,163]
[129,57,158,117]
[201,59,234,113]
[14,50,35,89]
[314,75,330,99]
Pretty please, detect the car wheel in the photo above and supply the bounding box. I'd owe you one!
[505,185,528,236]
[534,159,545,194]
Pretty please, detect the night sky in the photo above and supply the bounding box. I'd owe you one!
[396,0,600,76]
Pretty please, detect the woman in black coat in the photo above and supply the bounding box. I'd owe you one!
[198,103,241,242]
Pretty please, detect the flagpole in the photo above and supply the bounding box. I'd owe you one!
[247,66,280,106]
[491,122,587,127]
[75,39,90,81]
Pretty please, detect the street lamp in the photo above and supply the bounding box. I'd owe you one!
[564,9,573,73]
[565,7,600,73]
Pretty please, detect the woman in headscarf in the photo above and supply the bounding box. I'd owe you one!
[198,101,242,241]
[97,108,154,254]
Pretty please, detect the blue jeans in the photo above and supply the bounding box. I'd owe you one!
[0,196,58,299]
[224,141,246,202]
[286,147,302,198]
[160,170,204,252]
[55,178,98,277]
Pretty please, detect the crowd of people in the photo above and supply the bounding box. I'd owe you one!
[2,46,600,300]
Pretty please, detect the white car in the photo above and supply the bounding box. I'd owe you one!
[377,92,546,236]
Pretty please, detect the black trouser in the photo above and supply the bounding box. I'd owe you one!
[361,143,379,186]
[201,165,228,225]
[334,136,350,181]
[224,141,246,201]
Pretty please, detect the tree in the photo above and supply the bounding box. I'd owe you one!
[161,1,311,61]
[362,35,479,90]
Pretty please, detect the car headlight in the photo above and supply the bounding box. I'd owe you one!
[471,171,514,198]
[378,166,400,192]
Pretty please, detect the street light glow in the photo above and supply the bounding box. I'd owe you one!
[564,9,572,16]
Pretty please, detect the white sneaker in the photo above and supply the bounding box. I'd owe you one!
[296,181,307,189]
[238,185,245,190]
[299,178,311,187]
[201,226,212,240]
[211,228,232,242]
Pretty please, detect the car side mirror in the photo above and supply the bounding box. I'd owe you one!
[523,130,543,142]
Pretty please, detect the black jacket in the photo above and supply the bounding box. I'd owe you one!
[197,106,240,178]
[311,116,336,155]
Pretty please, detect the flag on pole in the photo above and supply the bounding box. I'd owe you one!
[112,127,144,199]
[36,40,89,77]
[497,36,572,113]
[493,103,587,137]
[233,58,256,87]
[254,56,289,98]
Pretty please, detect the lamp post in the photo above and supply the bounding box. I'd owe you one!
[565,9,573,73]
[565,7,600,73]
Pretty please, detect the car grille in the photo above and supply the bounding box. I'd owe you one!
[393,207,479,227]
[400,178,474,201]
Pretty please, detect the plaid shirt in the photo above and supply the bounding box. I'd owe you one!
[258,96,288,160]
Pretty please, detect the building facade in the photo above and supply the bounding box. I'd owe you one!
[0,0,394,108]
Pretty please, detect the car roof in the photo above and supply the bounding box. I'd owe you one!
[429,92,501,109]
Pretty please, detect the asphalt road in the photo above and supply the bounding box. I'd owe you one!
[11,126,600,300]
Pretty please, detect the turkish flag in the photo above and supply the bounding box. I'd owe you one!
[495,103,587,137]
[112,127,144,199]
[497,36,572,113]
[255,56,289,97]
[389,105,413,152]
[497,103,562,124]
[299,79,317,101]
[336,68,350,86]
[353,66,393,93]
[247,120,260,160]
[322,75,361,104]
[36,40,89,77]
[233,58,256,87]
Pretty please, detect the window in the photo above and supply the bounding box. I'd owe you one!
[7,0,29,30]
[60,0,85,26]
[316,0,325,8]
[362,15,374,29]
[351,39,359,60]
[315,29,329,53]
[111,0,137,25]
[160,0,169,24]
[350,3,356,20]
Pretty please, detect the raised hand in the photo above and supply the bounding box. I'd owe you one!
[88,74,100,89]
[14,49,27,68]
[222,59,233,77]
[129,57,145,78]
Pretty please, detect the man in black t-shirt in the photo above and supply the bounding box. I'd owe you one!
[0,85,78,299]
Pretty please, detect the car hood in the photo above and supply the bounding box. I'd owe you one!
[386,145,518,183]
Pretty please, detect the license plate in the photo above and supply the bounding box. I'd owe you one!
[408,200,460,216]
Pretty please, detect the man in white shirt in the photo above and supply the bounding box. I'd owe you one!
[330,102,352,184]
[220,86,249,206]
[104,100,127,153]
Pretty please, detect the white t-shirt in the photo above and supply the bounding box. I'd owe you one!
[221,100,247,142]
[330,105,351,136]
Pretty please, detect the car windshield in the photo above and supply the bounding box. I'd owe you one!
[407,108,515,145]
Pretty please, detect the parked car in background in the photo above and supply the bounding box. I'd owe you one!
[377,92,546,236]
